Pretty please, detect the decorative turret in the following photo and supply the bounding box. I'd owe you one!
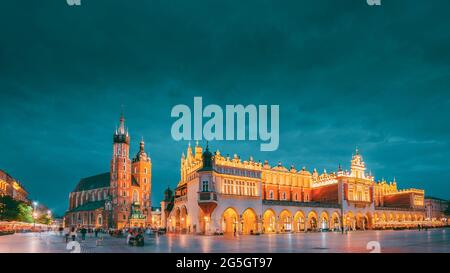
[350,147,366,179]
[199,142,213,171]
[132,137,150,162]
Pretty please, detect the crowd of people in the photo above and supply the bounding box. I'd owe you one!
[62,226,161,247]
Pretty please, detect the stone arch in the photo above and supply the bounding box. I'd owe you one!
[319,211,330,230]
[279,210,292,232]
[330,211,341,230]
[356,212,367,230]
[365,212,373,229]
[307,210,319,231]
[373,213,379,223]
[293,210,306,232]
[180,206,188,232]
[381,212,387,222]
[389,213,395,222]
[241,208,258,235]
[263,209,277,233]
[345,211,355,230]
[222,207,239,234]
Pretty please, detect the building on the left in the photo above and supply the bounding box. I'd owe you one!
[64,114,154,229]
[0,169,29,203]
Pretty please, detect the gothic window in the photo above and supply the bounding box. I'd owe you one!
[144,168,147,174]
[281,192,286,200]
[269,190,274,200]
[97,215,103,226]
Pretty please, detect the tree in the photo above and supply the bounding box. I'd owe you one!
[17,203,33,223]
[0,195,32,222]
[37,213,52,225]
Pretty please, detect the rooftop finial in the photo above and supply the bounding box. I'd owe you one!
[355,146,359,155]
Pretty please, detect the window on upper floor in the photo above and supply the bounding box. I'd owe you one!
[269,190,274,200]
[202,181,209,192]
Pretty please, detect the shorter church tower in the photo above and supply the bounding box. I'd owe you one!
[131,138,152,226]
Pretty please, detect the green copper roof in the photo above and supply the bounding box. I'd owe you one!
[68,200,105,213]
[73,172,110,192]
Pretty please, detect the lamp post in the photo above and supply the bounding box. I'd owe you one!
[32,201,38,230]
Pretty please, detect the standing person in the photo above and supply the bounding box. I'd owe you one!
[70,227,77,241]
[80,227,87,241]
[94,228,98,238]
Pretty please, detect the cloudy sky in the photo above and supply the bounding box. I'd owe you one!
[1,0,449,215]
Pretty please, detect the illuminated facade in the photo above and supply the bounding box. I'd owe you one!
[65,115,153,229]
[162,144,429,235]
[0,169,29,203]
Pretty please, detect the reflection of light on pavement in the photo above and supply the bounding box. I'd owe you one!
[320,233,327,249]
[200,236,211,253]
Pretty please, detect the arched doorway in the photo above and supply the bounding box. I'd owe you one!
[279,210,292,233]
[345,211,355,230]
[330,211,341,231]
[319,211,329,230]
[389,213,395,222]
[356,212,366,230]
[365,212,373,229]
[180,206,188,233]
[242,208,258,235]
[263,209,276,233]
[307,211,318,231]
[222,207,239,234]
[175,207,181,232]
[293,211,306,232]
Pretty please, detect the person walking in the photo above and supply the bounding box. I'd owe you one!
[70,227,77,241]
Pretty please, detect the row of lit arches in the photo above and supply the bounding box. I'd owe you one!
[221,208,342,234]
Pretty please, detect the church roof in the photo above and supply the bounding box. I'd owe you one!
[73,172,110,192]
[67,200,105,213]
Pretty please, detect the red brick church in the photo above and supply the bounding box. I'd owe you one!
[64,114,152,229]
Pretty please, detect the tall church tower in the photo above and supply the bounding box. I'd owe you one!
[131,138,152,225]
[110,114,131,229]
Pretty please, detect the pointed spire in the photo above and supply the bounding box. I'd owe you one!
[355,146,359,155]
[118,113,125,134]
[140,137,145,151]
[205,141,209,151]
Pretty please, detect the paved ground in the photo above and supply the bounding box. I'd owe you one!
[0,228,449,253]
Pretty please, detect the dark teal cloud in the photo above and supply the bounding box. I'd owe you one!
[1,0,449,215]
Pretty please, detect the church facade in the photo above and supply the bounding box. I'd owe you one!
[64,115,153,229]
[161,143,427,235]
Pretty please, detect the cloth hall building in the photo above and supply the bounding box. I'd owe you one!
[161,143,427,235]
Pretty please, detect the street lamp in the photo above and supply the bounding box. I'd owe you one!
[32,201,38,230]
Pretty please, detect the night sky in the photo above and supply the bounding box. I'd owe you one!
[1,0,449,216]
